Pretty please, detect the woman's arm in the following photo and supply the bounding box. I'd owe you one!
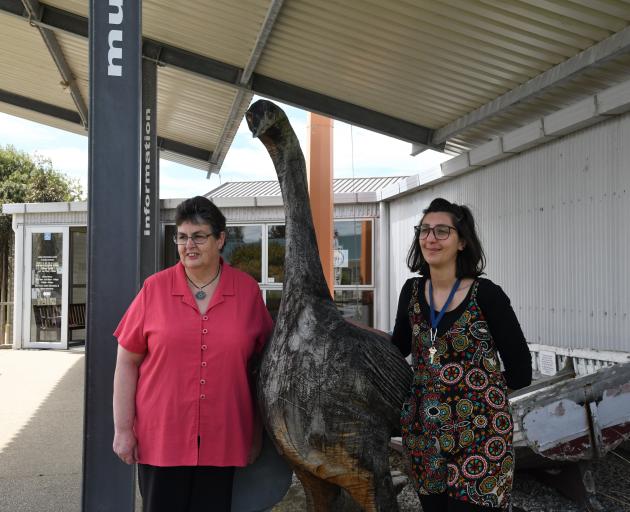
[112,345,145,465]
[390,279,415,358]
[346,318,391,340]
[479,280,532,391]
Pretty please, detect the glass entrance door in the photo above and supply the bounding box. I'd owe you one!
[23,227,69,349]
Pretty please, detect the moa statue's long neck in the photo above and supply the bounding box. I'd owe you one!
[259,120,332,302]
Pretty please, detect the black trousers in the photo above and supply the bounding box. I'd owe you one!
[137,464,235,512]
[419,493,503,512]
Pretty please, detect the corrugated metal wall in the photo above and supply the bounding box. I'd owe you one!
[389,112,630,353]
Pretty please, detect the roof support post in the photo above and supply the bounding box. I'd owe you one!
[83,0,142,510]
[140,58,160,281]
[306,113,334,296]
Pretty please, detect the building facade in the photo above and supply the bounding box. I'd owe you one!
[4,107,630,375]
[3,177,402,349]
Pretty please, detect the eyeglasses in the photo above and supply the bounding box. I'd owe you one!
[415,224,457,240]
[173,233,213,245]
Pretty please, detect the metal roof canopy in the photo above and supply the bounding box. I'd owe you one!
[207,176,407,197]
[205,176,407,206]
[1,1,630,174]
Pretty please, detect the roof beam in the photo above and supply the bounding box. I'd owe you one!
[252,74,433,144]
[240,0,285,85]
[0,0,22,18]
[19,0,88,127]
[0,1,88,36]
[432,24,630,145]
[0,0,435,146]
[157,137,212,162]
[207,0,285,176]
[142,39,242,85]
[0,88,81,124]
[0,89,213,165]
[207,88,252,175]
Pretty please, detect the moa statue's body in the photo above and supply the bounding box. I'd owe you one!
[246,100,412,511]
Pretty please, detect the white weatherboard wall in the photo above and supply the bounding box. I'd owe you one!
[388,112,630,353]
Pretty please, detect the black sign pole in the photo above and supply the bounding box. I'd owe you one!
[83,0,142,510]
[140,57,159,281]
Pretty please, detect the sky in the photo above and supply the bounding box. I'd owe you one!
[0,96,451,199]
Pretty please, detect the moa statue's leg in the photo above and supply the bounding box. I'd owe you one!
[344,435,399,512]
[371,462,399,512]
[294,467,342,512]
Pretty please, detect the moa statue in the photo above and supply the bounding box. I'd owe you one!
[246,100,413,511]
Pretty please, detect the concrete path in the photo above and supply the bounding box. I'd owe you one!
[0,348,296,512]
[0,349,84,512]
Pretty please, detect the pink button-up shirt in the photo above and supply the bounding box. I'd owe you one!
[114,261,273,467]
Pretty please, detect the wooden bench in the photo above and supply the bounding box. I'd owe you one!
[33,303,86,340]
[68,303,86,331]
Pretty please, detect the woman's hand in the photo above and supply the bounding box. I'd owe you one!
[112,345,144,465]
[113,428,138,465]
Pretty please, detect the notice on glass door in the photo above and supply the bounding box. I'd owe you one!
[33,254,62,304]
[31,231,63,306]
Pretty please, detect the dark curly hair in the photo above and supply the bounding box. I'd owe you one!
[406,197,485,278]
[175,196,226,237]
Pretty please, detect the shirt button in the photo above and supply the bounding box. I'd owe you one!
[201,345,207,351]
[202,328,208,334]
[201,361,207,367]
[202,315,208,321]
[200,394,206,400]
[200,379,206,385]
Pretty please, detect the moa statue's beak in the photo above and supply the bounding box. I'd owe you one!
[245,111,258,138]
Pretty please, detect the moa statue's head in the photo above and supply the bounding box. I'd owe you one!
[246,99,287,141]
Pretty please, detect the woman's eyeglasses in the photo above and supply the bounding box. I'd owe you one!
[415,224,457,240]
[173,233,213,245]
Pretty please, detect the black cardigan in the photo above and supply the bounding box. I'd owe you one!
[391,277,532,390]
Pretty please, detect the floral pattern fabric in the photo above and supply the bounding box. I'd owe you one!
[401,278,514,509]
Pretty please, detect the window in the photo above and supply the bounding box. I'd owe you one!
[267,225,285,283]
[223,225,263,282]
[334,220,372,286]
[265,289,283,323]
[69,227,87,343]
[334,289,373,327]
[161,219,375,327]
[162,224,264,283]
[333,220,374,327]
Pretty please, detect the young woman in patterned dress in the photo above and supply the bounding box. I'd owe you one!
[391,198,532,512]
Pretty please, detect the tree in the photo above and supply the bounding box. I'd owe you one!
[0,145,83,342]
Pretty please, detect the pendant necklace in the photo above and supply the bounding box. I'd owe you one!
[186,266,221,300]
[428,278,461,365]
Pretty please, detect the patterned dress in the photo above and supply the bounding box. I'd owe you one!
[401,278,514,509]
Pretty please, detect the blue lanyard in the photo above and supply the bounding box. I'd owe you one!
[429,278,461,342]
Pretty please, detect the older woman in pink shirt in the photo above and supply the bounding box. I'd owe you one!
[112,196,273,512]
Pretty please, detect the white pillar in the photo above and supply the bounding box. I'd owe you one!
[376,201,390,331]
[11,215,24,349]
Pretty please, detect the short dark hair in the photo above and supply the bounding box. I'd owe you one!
[175,196,226,236]
[406,197,486,278]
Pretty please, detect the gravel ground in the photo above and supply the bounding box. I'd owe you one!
[273,446,630,511]
[511,448,630,512]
